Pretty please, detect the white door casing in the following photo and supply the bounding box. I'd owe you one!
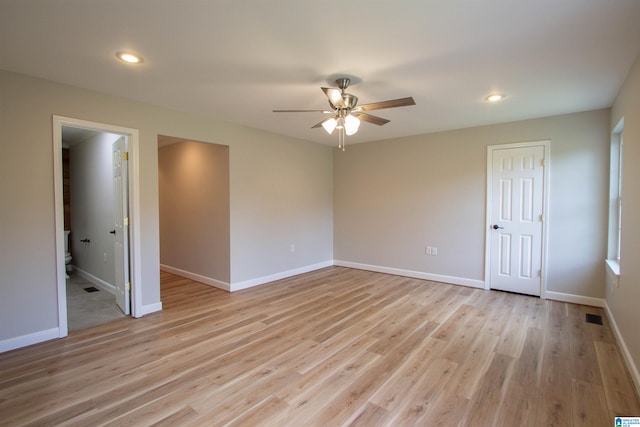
[486,142,549,297]
[113,137,130,315]
[53,116,143,338]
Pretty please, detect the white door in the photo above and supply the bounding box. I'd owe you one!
[488,144,545,296]
[113,137,130,315]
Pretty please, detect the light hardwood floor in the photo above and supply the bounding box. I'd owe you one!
[1,267,638,426]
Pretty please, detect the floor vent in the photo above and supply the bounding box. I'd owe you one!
[83,286,100,293]
[586,313,603,325]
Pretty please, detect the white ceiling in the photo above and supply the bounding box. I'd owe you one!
[2,0,640,146]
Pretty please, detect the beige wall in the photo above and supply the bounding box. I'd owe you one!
[610,52,640,389]
[158,139,230,284]
[0,70,334,344]
[229,129,334,284]
[334,109,610,298]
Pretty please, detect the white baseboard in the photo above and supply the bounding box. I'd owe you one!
[604,302,640,397]
[73,266,116,296]
[0,328,59,354]
[160,264,230,291]
[140,302,163,316]
[230,261,334,292]
[334,260,485,289]
[544,291,605,307]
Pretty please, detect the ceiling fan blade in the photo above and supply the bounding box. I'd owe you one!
[273,109,329,113]
[352,112,390,126]
[357,97,415,111]
[311,117,335,129]
[322,87,346,108]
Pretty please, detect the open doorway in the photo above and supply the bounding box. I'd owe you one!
[157,135,231,296]
[53,116,143,337]
[62,127,126,329]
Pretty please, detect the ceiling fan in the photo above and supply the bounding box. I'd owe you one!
[273,78,416,150]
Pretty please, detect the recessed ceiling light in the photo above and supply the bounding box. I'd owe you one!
[116,51,143,64]
[485,94,505,103]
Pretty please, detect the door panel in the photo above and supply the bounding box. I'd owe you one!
[113,137,130,315]
[489,145,544,296]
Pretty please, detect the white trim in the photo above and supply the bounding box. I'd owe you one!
[485,140,551,298]
[52,119,67,337]
[160,264,230,291]
[0,328,60,353]
[230,261,334,292]
[53,116,146,334]
[545,291,605,308]
[140,302,163,316]
[127,131,144,318]
[73,267,117,295]
[604,302,640,397]
[334,260,485,289]
[484,148,490,290]
[607,119,624,261]
[605,259,620,277]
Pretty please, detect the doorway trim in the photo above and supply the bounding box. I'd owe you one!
[484,140,550,298]
[53,116,143,337]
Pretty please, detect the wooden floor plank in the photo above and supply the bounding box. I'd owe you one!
[420,390,469,427]
[572,378,611,427]
[384,357,459,426]
[345,402,390,427]
[494,328,545,427]
[0,266,637,426]
[149,405,200,427]
[568,303,603,387]
[369,337,447,410]
[536,304,574,427]
[594,340,640,416]
[460,353,514,427]
[445,331,499,399]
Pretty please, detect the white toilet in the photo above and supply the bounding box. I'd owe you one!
[64,230,72,278]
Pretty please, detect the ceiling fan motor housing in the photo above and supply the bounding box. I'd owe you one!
[342,93,358,110]
[335,78,351,90]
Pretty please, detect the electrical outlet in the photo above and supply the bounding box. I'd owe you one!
[104,253,107,263]
[425,246,438,256]
[290,244,295,253]
[431,247,438,256]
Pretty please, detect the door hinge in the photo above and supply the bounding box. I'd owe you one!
[538,270,542,278]
[540,214,544,222]
[124,217,129,226]
[122,151,129,161]
[541,158,545,166]
[125,282,131,291]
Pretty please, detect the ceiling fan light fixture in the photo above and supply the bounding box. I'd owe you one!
[322,117,338,134]
[344,114,360,136]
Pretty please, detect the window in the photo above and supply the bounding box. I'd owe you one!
[607,118,624,276]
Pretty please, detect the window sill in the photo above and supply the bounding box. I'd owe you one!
[605,259,620,277]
